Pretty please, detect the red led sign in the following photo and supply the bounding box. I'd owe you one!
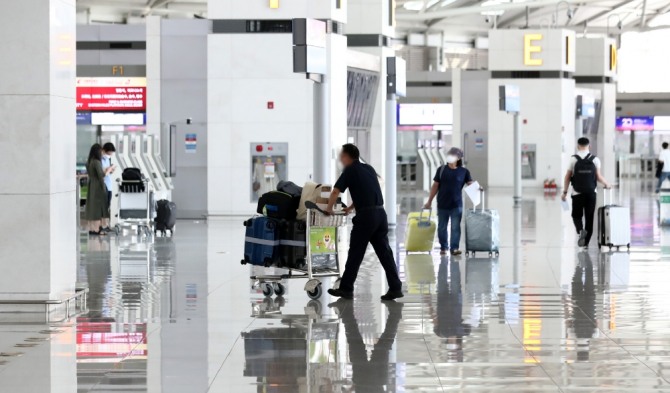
[77,86,146,111]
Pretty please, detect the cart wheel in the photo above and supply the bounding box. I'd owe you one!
[306,283,322,300]
[627,243,630,250]
[306,299,322,314]
[114,226,120,236]
[275,296,286,308]
[495,252,500,257]
[261,283,273,297]
[488,252,493,257]
[273,282,286,297]
[617,246,620,251]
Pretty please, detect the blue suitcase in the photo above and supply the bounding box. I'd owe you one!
[243,217,280,267]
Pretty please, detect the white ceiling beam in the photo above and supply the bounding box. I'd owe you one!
[570,0,637,25]
[646,2,670,25]
[396,0,612,21]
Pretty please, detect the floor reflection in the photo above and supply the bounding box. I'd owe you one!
[5,180,667,392]
[571,251,596,362]
[434,258,470,363]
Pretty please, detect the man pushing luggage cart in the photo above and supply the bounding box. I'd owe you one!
[324,144,404,301]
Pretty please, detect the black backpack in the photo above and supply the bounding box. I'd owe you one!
[571,154,597,193]
[121,167,144,192]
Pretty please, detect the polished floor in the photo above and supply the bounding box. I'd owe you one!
[2,180,670,392]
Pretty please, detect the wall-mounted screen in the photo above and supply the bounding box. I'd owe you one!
[616,116,654,131]
[76,77,146,111]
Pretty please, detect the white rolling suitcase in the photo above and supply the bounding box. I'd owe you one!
[597,188,630,251]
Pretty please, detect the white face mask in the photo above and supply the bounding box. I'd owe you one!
[446,155,458,164]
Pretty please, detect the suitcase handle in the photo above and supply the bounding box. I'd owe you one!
[473,188,485,212]
[419,208,432,222]
[604,187,616,206]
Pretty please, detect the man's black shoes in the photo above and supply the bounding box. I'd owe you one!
[328,288,354,299]
[380,290,404,301]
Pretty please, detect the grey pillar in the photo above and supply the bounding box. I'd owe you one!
[385,95,398,226]
[313,78,331,183]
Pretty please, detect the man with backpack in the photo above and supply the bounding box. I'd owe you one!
[561,138,611,248]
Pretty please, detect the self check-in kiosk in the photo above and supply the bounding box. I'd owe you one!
[416,145,432,192]
[107,133,173,227]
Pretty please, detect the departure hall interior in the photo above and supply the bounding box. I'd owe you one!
[3,0,670,392]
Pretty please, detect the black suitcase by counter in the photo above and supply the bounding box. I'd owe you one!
[278,220,307,269]
[257,191,299,220]
[155,200,177,235]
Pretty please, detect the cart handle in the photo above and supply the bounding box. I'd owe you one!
[304,201,348,216]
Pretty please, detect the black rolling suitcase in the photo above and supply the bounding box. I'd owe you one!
[155,200,177,235]
[278,220,307,269]
[257,191,299,220]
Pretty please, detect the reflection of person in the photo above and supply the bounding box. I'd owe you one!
[434,258,471,362]
[572,251,596,361]
[326,144,403,301]
[561,137,611,248]
[100,142,116,232]
[657,142,670,193]
[424,147,474,256]
[85,144,111,236]
[330,299,403,393]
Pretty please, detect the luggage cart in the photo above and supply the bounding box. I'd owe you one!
[242,313,341,392]
[250,202,347,300]
[114,178,153,237]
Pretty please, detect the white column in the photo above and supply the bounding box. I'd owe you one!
[0,0,76,301]
[348,0,396,190]
[146,16,162,137]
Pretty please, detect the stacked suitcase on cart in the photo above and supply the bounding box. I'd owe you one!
[243,182,308,269]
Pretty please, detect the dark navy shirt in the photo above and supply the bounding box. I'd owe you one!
[434,165,472,210]
[334,160,384,208]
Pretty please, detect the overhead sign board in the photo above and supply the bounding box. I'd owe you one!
[292,18,327,76]
[398,103,453,125]
[499,85,520,113]
[91,112,146,126]
[387,57,407,97]
[489,29,575,72]
[576,95,596,119]
[616,116,654,131]
[76,78,146,111]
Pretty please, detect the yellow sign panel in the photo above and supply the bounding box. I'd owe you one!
[269,0,279,8]
[610,44,617,71]
[523,34,543,66]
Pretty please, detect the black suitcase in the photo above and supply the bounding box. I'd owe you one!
[278,220,307,269]
[155,200,177,235]
[257,191,299,220]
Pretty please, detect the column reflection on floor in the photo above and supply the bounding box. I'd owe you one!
[65,180,670,392]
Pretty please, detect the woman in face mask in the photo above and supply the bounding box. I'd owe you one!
[424,147,474,256]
